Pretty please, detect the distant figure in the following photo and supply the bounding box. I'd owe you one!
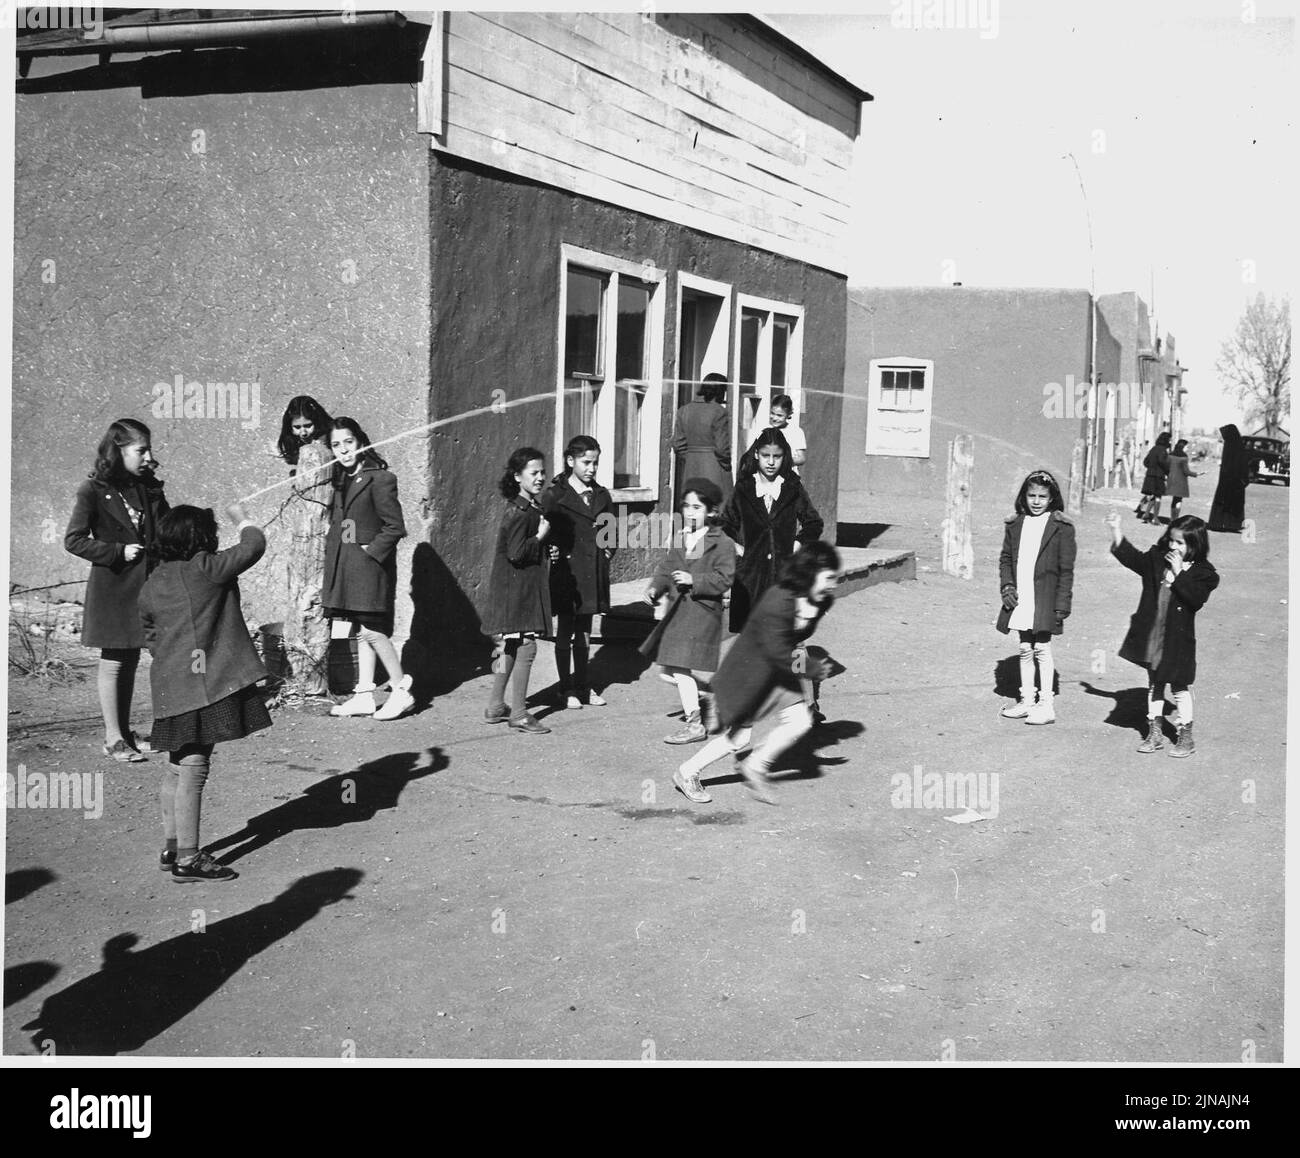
[1208,424,1249,533]
[1136,431,1172,523]
[748,393,807,473]
[671,373,731,502]
[1165,439,1199,522]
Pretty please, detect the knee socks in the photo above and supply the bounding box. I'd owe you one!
[167,748,212,855]
[98,649,140,743]
[1017,642,1035,700]
[673,671,700,717]
[556,616,591,691]
[1032,641,1055,700]
[489,638,537,719]
[747,703,814,775]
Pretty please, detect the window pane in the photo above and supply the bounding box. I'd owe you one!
[614,381,645,489]
[771,315,795,387]
[739,310,762,385]
[564,377,598,448]
[616,279,651,382]
[565,267,605,378]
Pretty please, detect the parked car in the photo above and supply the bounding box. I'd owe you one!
[1243,436,1289,485]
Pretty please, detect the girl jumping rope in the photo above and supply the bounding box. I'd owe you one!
[139,504,271,882]
[322,417,413,721]
[674,542,840,805]
[65,419,169,763]
[542,435,614,708]
[483,447,557,734]
[640,478,736,745]
[996,469,1076,724]
[1105,510,1219,757]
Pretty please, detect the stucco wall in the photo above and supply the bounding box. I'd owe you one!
[12,44,431,648]
[839,287,1091,535]
[425,152,846,650]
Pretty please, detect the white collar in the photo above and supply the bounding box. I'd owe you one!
[754,474,784,501]
[568,475,592,495]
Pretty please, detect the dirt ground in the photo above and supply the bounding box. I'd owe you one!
[3,470,1286,1061]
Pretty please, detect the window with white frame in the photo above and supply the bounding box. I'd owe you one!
[558,246,665,498]
[865,357,934,457]
[734,294,804,461]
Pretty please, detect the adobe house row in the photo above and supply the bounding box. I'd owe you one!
[13,9,870,683]
[837,286,1187,549]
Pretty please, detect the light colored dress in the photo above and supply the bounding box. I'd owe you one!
[1007,512,1049,632]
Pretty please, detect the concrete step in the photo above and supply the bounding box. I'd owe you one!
[592,546,915,642]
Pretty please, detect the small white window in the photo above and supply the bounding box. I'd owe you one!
[865,357,934,457]
[557,246,666,500]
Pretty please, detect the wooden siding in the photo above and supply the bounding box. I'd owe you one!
[433,11,861,274]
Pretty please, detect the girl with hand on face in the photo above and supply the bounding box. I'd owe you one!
[1105,511,1219,758]
[65,419,170,763]
[322,418,412,721]
[482,447,558,734]
[996,470,1076,725]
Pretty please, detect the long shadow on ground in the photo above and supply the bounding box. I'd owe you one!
[21,868,362,1056]
[206,749,446,865]
[1079,682,1158,739]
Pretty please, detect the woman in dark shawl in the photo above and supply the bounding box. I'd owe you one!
[1207,424,1249,532]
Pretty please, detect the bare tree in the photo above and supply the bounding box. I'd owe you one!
[1216,293,1291,437]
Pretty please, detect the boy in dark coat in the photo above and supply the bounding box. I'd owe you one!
[718,427,824,632]
[1105,511,1219,757]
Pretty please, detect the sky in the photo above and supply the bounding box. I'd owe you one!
[770,0,1296,433]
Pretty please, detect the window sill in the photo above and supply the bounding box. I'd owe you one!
[611,487,657,504]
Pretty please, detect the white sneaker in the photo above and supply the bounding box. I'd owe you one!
[331,689,377,717]
[1000,698,1032,719]
[373,675,415,721]
[1025,697,1056,725]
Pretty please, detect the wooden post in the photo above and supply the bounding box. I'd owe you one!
[1067,437,1085,514]
[942,435,974,580]
[282,439,332,696]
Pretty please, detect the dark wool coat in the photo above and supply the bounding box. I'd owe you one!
[718,473,824,632]
[1111,536,1219,686]
[714,585,829,730]
[65,476,170,649]
[1141,443,1170,496]
[1165,454,1196,498]
[541,477,614,615]
[481,495,552,636]
[670,401,732,501]
[638,526,736,672]
[995,511,1077,636]
[139,525,268,719]
[322,467,406,615]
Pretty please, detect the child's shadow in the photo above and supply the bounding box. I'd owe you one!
[1079,681,1151,737]
[994,656,1060,699]
[206,748,447,865]
[709,718,865,788]
[542,642,652,705]
[22,868,362,1056]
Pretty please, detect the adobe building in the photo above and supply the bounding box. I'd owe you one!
[13,9,870,684]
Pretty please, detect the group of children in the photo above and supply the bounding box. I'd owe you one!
[64,411,1220,883]
[996,468,1219,757]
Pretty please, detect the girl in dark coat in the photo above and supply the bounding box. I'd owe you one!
[542,435,614,708]
[640,477,736,745]
[139,504,270,882]
[718,427,824,632]
[1208,424,1249,532]
[482,447,555,734]
[322,418,411,721]
[1136,431,1172,523]
[996,470,1076,725]
[674,542,841,805]
[65,419,170,763]
[1105,511,1219,758]
[1165,439,1199,521]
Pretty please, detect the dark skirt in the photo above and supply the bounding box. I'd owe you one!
[151,684,272,752]
[324,606,394,636]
